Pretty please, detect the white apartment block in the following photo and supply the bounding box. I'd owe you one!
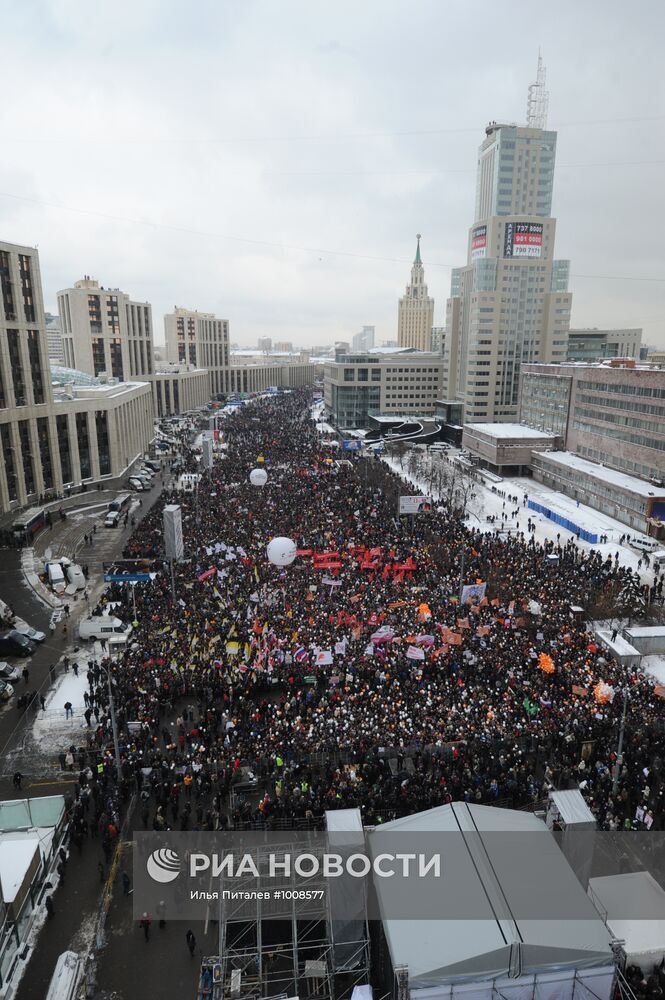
[398,236,435,352]
[444,120,571,423]
[164,307,229,397]
[57,277,154,381]
[0,241,152,514]
[324,349,444,429]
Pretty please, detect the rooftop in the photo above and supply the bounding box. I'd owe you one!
[536,451,665,498]
[465,422,555,440]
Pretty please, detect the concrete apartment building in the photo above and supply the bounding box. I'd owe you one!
[44,312,64,363]
[324,349,444,429]
[443,66,571,424]
[164,307,229,397]
[57,277,154,380]
[397,236,435,352]
[566,328,643,362]
[0,241,152,515]
[519,360,665,481]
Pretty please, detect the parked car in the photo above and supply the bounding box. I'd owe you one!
[0,630,36,657]
[128,478,144,491]
[14,624,46,643]
[104,511,120,528]
[0,662,20,682]
[0,680,14,701]
[78,616,132,643]
[144,459,161,472]
[139,467,155,479]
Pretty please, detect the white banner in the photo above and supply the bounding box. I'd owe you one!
[399,496,432,515]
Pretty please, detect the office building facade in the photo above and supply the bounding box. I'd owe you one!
[444,109,571,423]
[164,307,230,397]
[519,360,665,480]
[1,241,153,515]
[398,236,435,352]
[566,328,643,362]
[150,365,211,417]
[57,277,154,380]
[324,349,444,429]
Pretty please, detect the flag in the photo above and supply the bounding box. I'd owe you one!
[197,567,216,582]
[572,685,588,697]
[334,639,348,655]
[225,641,239,656]
[416,634,435,647]
[315,649,333,666]
[406,645,425,661]
[476,626,490,637]
[654,684,665,699]
[538,653,555,674]
[294,647,308,663]
[523,697,539,717]
[371,626,394,644]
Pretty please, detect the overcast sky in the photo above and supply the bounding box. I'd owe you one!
[1,0,664,349]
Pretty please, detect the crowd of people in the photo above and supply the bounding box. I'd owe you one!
[73,388,664,840]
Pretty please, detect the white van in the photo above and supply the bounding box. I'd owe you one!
[46,562,66,594]
[78,616,131,643]
[104,511,120,528]
[65,564,86,590]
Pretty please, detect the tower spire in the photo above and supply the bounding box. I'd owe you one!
[526,52,549,129]
[415,233,422,264]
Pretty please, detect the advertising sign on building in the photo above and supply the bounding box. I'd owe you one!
[470,225,487,260]
[342,439,362,451]
[399,496,433,515]
[504,222,543,258]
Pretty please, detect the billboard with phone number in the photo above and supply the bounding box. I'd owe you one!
[503,222,543,258]
[471,224,487,260]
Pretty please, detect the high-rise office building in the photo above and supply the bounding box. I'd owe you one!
[57,277,154,381]
[352,326,375,352]
[164,307,230,397]
[398,236,435,352]
[443,60,571,422]
[44,312,64,363]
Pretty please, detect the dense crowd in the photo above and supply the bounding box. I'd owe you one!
[78,388,664,837]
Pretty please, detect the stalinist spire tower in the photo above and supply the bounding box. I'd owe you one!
[398,234,435,351]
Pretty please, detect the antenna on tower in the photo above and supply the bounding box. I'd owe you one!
[526,52,549,129]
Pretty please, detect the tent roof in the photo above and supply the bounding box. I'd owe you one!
[589,872,665,963]
[549,789,596,826]
[369,803,612,986]
[325,808,363,832]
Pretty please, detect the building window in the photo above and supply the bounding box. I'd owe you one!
[18,255,35,322]
[95,411,111,476]
[27,330,45,404]
[37,417,54,489]
[18,421,35,495]
[76,413,91,479]
[88,295,102,334]
[92,338,106,376]
[0,250,16,320]
[0,425,17,500]
[110,339,124,380]
[7,329,26,405]
[56,415,72,484]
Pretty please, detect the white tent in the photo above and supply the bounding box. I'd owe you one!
[588,872,665,970]
[368,803,615,1000]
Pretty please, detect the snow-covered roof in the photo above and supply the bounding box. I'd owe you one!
[465,422,555,440]
[0,835,39,902]
[536,452,665,499]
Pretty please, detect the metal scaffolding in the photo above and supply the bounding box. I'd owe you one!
[213,839,371,1000]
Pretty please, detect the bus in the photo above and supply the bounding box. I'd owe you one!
[12,507,46,543]
[108,493,132,514]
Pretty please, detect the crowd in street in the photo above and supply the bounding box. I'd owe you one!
[74,388,665,838]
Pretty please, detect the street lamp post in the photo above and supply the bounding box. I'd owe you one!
[612,688,629,797]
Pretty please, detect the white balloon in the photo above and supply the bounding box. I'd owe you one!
[249,468,268,487]
[266,536,297,567]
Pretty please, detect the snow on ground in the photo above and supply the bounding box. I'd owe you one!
[32,659,91,751]
[381,449,657,588]
[641,655,665,686]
